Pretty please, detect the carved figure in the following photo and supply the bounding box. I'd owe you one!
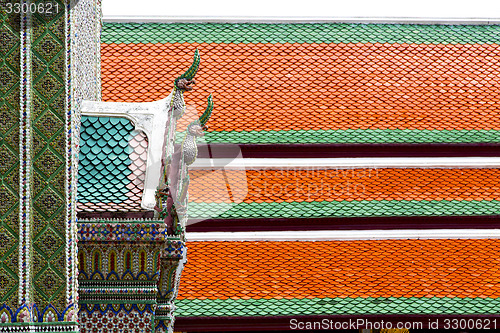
[181,94,213,166]
[171,49,200,119]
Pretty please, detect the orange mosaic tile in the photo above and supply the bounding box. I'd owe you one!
[188,168,500,203]
[178,239,500,300]
[101,43,500,132]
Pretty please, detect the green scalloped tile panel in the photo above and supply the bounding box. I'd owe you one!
[175,129,500,144]
[176,297,500,317]
[78,116,134,203]
[102,23,500,45]
[189,200,500,219]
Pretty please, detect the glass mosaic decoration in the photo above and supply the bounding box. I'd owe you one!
[0,0,101,330]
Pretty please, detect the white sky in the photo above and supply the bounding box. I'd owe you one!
[102,0,500,19]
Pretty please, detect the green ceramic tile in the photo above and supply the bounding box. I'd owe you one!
[189,200,500,219]
[78,116,134,204]
[176,297,500,317]
[102,23,500,45]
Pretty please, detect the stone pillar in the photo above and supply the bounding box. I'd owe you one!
[0,0,100,330]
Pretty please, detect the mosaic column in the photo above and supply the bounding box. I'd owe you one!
[0,0,101,330]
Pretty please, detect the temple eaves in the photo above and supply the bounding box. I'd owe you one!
[102,16,500,25]
[186,229,500,241]
[190,157,500,169]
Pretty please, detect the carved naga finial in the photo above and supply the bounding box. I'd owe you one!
[181,94,214,166]
[155,52,211,235]
[154,94,212,234]
[170,49,201,119]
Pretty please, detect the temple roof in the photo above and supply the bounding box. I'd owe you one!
[188,168,500,219]
[101,22,500,144]
[78,21,500,212]
[77,21,500,328]
[175,239,500,318]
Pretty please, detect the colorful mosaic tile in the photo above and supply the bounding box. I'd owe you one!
[79,304,154,333]
[78,222,168,242]
[0,0,101,328]
[0,6,20,311]
[30,0,68,312]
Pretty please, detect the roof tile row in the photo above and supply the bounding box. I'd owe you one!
[179,239,500,300]
[189,168,500,203]
[102,42,500,138]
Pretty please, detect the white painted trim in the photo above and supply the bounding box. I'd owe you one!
[190,157,500,169]
[187,229,500,241]
[102,16,500,25]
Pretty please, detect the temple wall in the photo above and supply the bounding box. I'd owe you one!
[0,0,101,330]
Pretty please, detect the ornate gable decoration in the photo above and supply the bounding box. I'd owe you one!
[78,51,212,333]
[80,51,211,211]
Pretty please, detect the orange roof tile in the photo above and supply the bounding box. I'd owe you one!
[101,43,500,132]
[178,239,500,300]
[188,168,500,203]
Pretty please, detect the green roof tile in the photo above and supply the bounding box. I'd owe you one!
[78,116,133,205]
[174,129,500,144]
[176,297,500,317]
[189,200,500,219]
[102,23,500,45]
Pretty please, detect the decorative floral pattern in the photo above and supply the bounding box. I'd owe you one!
[79,305,154,333]
[78,222,170,243]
